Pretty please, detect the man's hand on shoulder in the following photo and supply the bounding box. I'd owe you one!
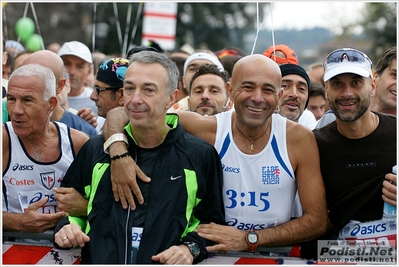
[108,142,151,210]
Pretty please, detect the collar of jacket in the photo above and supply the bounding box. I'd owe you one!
[124,113,181,146]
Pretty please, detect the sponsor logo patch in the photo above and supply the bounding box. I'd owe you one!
[262,166,280,185]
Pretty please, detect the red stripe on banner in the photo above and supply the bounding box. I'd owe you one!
[143,12,177,18]
[2,245,52,264]
[142,34,175,40]
[234,257,284,264]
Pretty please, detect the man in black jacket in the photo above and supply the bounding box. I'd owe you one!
[53,51,225,264]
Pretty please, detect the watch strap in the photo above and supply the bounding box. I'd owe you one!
[103,133,128,154]
[183,242,200,259]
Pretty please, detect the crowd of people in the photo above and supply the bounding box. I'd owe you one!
[1,34,397,264]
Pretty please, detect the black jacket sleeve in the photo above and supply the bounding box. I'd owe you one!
[184,143,226,263]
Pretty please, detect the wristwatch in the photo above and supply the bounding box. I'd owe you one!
[245,230,258,252]
[183,242,200,259]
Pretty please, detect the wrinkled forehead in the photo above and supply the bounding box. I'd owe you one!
[234,57,281,85]
[8,75,45,94]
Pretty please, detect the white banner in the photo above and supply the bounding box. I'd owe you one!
[141,2,177,51]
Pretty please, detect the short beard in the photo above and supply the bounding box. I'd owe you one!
[329,94,370,122]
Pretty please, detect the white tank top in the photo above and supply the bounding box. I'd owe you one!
[214,111,296,231]
[3,121,75,214]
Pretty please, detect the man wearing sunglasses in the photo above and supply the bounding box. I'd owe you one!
[90,58,129,120]
[316,46,397,128]
[312,48,396,256]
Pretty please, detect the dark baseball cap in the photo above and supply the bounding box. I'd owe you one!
[127,46,159,59]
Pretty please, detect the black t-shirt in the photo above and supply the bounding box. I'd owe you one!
[313,112,397,234]
[132,145,161,227]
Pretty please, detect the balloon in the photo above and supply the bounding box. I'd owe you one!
[25,34,43,51]
[15,17,35,42]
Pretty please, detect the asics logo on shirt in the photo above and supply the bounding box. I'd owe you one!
[226,218,268,231]
[222,164,240,173]
[12,163,34,171]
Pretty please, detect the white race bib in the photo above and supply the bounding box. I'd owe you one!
[339,219,396,248]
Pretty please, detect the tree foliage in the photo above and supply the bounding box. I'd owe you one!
[175,3,263,52]
[359,2,397,61]
[100,2,265,54]
[6,2,394,62]
[2,2,265,55]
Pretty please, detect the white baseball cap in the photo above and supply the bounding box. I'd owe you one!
[183,52,224,75]
[323,48,373,82]
[58,41,93,64]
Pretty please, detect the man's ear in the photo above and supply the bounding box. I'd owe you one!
[226,81,234,96]
[48,96,58,114]
[371,74,378,97]
[182,75,187,90]
[2,51,8,65]
[166,89,179,109]
[56,78,67,95]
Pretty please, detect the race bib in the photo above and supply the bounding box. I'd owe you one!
[131,227,143,263]
[339,219,396,248]
[18,190,58,214]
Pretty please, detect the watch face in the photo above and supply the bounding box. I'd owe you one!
[248,232,258,244]
[191,243,200,256]
[184,242,200,258]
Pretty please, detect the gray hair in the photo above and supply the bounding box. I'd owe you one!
[9,63,56,101]
[129,51,179,96]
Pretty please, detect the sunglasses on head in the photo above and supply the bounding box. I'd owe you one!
[323,49,372,68]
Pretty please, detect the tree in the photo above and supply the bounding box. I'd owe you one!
[98,2,265,54]
[2,2,265,55]
[359,2,397,61]
[175,3,266,52]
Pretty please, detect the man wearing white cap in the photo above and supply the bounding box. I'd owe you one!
[311,48,396,256]
[168,51,225,112]
[58,41,105,132]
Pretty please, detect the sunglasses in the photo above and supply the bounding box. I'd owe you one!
[323,48,372,68]
[93,85,120,95]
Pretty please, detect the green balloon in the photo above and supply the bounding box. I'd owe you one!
[25,34,43,51]
[15,17,35,42]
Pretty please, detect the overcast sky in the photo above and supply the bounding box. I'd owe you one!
[261,2,366,34]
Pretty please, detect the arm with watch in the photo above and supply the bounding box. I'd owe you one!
[151,236,203,264]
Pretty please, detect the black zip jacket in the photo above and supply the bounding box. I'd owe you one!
[54,115,225,264]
